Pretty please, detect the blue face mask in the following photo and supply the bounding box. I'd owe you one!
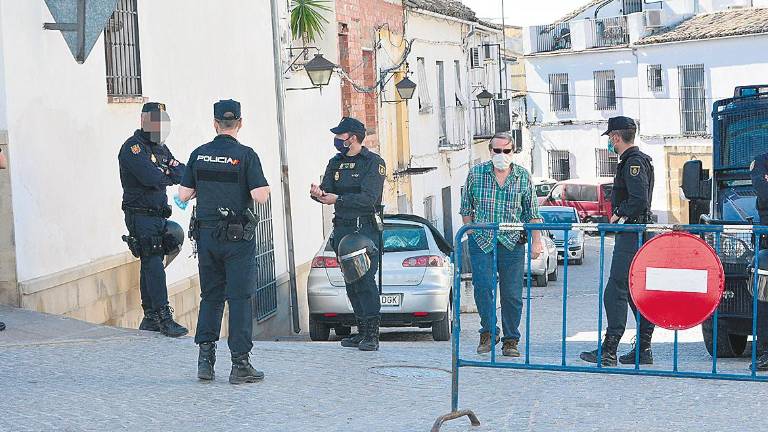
[607,137,616,154]
[334,137,350,156]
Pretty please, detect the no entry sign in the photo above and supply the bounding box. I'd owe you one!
[629,232,725,330]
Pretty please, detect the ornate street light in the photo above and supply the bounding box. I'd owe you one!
[304,53,336,87]
[477,89,494,107]
[395,77,417,101]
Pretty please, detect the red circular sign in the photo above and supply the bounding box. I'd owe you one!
[629,232,724,330]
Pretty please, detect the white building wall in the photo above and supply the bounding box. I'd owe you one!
[0,0,285,283]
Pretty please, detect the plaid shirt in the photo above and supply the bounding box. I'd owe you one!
[459,161,542,253]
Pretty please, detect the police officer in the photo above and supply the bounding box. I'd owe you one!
[749,153,768,370]
[310,117,386,351]
[580,116,656,366]
[118,102,188,338]
[177,99,270,384]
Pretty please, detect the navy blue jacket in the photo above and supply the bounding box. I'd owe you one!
[118,130,185,209]
[320,146,386,219]
[612,146,654,220]
[751,153,768,224]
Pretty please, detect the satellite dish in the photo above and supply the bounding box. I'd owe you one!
[43,0,118,64]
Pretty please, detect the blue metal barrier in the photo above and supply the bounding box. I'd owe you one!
[432,222,768,431]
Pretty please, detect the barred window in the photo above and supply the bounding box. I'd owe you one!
[104,0,142,98]
[253,199,278,322]
[594,70,617,111]
[549,73,570,112]
[622,0,643,14]
[548,150,571,180]
[595,148,618,177]
[647,64,663,92]
[679,64,707,135]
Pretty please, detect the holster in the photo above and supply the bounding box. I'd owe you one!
[122,235,142,258]
[189,207,200,241]
[243,208,259,241]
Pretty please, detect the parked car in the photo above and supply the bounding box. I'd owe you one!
[533,177,558,205]
[541,178,613,223]
[523,230,559,287]
[539,206,585,265]
[307,214,454,342]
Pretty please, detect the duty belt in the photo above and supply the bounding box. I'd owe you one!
[122,205,171,218]
[333,216,376,227]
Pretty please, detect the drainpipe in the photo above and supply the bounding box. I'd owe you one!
[269,0,300,334]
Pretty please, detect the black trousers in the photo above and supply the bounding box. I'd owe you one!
[605,232,656,339]
[332,223,381,320]
[124,213,169,312]
[194,228,256,355]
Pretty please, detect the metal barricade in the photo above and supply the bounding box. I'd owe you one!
[432,222,768,431]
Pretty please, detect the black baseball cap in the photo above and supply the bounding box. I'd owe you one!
[142,102,167,113]
[214,99,241,120]
[602,116,637,136]
[330,117,366,135]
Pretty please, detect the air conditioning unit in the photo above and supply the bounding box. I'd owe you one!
[645,10,662,28]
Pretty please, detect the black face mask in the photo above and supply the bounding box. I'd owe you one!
[334,137,350,156]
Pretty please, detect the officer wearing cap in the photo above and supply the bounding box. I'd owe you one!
[749,152,768,370]
[310,117,386,351]
[581,116,656,366]
[118,102,188,338]
[177,99,270,384]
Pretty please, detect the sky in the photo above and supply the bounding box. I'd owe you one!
[460,0,588,26]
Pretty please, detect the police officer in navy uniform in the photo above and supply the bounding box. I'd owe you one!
[310,117,386,351]
[178,99,270,384]
[118,102,188,337]
[581,116,656,366]
[749,153,768,370]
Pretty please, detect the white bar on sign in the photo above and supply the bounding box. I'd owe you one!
[645,267,708,294]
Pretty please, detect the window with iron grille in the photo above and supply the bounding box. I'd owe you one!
[679,64,707,135]
[104,0,142,98]
[253,199,278,322]
[595,148,618,177]
[622,0,643,14]
[647,64,663,92]
[469,47,481,69]
[594,70,617,111]
[548,150,571,180]
[549,73,570,112]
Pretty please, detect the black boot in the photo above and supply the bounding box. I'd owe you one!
[341,317,367,348]
[157,306,188,338]
[580,335,620,366]
[138,305,160,332]
[358,316,380,352]
[619,335,653,365]
[229,353,265,385]
[197,342,216,381]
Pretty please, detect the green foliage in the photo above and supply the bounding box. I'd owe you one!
[290,0,332,44]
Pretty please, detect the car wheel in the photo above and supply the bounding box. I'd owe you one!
[548,262,559,281]
[432,302,452,342]
[309,317,331,341]
[702,317,747,358]
[534,271,548,287]
[334,326,351,337]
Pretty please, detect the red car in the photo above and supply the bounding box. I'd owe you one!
[540,178,613,223]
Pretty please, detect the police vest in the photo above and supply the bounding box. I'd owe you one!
[193,138,251,220]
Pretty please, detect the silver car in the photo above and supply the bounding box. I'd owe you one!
[539,206,586,265]
[524,231,559,287]
[307,215,453,342]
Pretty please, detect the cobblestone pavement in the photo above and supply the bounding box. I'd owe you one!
[3,237,768,431]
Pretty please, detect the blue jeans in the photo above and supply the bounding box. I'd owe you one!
[468,236,524,341]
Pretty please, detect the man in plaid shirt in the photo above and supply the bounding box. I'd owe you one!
[460,133,543,357]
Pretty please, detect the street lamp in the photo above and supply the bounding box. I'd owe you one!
[304,53,336,87]
[477,89,494,107]
[395,77,417,101]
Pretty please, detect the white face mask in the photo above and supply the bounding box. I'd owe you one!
[492,153,512,170]
[158,120,172,143]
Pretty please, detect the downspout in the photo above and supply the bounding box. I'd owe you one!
[269,0,300,334]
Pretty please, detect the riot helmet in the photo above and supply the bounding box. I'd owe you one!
[337,232,378,284]
[163,220,185,267]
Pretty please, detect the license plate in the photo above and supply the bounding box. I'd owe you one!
[380,294,402,307]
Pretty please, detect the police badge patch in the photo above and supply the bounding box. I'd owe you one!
[379,164,386,176]
[130,144,141,155]
[630,165,641,176]
[334,171,340,181]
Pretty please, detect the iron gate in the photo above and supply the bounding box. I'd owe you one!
[252,198,277,322]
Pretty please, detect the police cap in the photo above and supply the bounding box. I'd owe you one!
[330,117,366,135]
[142,102,167,113]
[214,99,242,120]
[602,116,637,136]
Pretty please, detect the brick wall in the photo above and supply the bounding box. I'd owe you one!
[336,0,404,151]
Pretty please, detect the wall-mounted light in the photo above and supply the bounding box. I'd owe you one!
[395,77,417,101]
[304,53,336,87]
[477,89,494,107]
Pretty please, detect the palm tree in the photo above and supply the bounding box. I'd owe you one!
[290,0,332,45]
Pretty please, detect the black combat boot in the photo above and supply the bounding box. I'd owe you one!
[358,316,380,352]
[138,305,160,332]
[197,342,216,381]
[580,335,620,366]
[619,335,653,365]
[340,317,367,348]
[157,306,188,338]
[229,353,265,385]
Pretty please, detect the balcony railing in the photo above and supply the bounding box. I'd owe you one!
[472,99,511,140]
[532,23,571,54]
[438,106,467,151]
[589,16,629,48]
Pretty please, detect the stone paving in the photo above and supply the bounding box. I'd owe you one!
[3,237,768,431]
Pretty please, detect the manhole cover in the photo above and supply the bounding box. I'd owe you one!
[369,365,450,380]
